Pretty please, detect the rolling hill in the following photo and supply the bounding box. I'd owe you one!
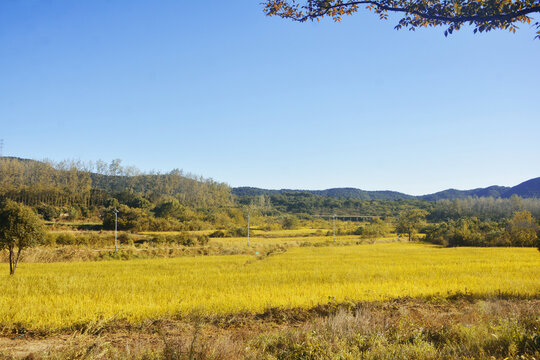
[233,177,540,201]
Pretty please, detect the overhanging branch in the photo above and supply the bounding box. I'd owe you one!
[286,0,540,24]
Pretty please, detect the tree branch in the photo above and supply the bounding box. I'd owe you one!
[300,1,540,24]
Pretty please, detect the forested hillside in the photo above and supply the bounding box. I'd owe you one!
[233,187,414,200]
[0,157,232,209]
[234,177,540,201]
[1,157,539,248]
[237,191,430,216]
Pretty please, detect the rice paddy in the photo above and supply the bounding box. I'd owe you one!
[1,242,539,332]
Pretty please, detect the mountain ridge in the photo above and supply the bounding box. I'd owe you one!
[233,177,540,201]
[3,157,538,201]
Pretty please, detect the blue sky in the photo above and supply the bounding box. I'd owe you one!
[1,0,539,195]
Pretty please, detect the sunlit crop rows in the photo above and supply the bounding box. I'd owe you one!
[1,243,539,331]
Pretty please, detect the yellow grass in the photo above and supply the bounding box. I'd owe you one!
[139,228,329,238]
[1,243,539,331]
[210,235,348,246]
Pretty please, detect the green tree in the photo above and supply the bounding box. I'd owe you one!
[154,198,185,219]
[263,0,540,38]
[282,215,300,230]
[506,210,539,246]
[102,205,150,232]
[0,200,45,275]
[396,209,428,241]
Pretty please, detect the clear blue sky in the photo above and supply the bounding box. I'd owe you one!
[1,0,539,195]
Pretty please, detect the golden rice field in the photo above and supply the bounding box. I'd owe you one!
[1,243,539,331]
[209,234,367,246]
[140,227,330,238]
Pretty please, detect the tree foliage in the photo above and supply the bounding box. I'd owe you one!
[0,157,233,210]
[0,200,45,275]
[425,211,539,247]
[506,210,539,246]
[396,209,428,240]
[429,195,540,221]
[263,0,540,38]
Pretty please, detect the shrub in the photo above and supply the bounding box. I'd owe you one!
[197,235,209,246]
[230,227,248,237]
[55,233,77,245]
[66,207,81,221]
[102,205,150,231]
[43,233,57,246]
[36,204,60,221]
[282,216,299,230]
[117,233,131,244]
[353,226,364,236]
[209,230,226,238]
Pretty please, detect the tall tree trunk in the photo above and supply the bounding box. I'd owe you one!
[8,246,14,275]
[12,247,22,275]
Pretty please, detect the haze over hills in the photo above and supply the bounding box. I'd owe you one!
[233,177,540,201]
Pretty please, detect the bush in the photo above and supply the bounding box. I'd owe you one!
[282,216,299,230]
[209,230,226,238]
[230,227,248,237]
[102,205,150,231]
[353,226,364,236]
[197,235,209,246]
[55,233,77,245]
[54,233,94,246]
[117,233,131,244]
[424,218,522,247]
[148,235,166,246]
[36,204,60,221]
[43,233,57,246]
[148,217,182,232]
[146,233,208,247]
[153,199,185,218]
[66,207,81,221]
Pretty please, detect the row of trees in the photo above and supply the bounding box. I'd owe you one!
[0,158,233,210]
[429,196,540,221]
[245,191,431,217]
[425,211,540,247]
[1,200,539,277]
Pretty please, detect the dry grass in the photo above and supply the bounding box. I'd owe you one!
[0,298,538,359]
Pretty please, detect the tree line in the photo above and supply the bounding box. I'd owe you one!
[0,157,233,210]
[0,157,539,248]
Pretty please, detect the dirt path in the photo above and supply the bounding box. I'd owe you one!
[0,336,70,358]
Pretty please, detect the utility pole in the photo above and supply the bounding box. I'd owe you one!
[333,214,336,243]
[0,139,3,158]
[113,208,119,252]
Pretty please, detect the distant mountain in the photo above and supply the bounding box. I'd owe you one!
[232,187,414,200]
[311,188,415,200]
[504,177,540,198]
[233,187,414,200]
[4,156,539,201]
[419,185,511,201]
[233,177,540,201]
